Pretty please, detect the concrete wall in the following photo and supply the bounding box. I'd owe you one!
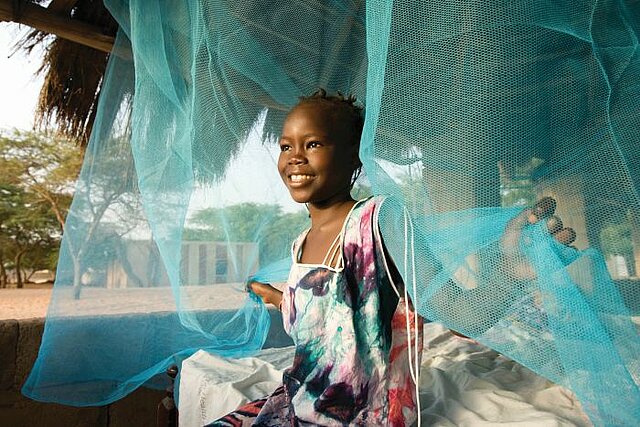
[0,318,163,427]
[0,309,292,427]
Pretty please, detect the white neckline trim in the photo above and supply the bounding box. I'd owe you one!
[291,198,371,272]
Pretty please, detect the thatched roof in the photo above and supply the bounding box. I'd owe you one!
[1,0,118,145]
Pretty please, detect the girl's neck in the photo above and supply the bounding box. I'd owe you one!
[308,194,356,231]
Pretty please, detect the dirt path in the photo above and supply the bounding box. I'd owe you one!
[0,283,249,320]
[0,287,53,319]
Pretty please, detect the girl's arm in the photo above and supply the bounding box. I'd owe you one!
[382,197,575,336]
[449,199,576,334]
[248,281,283,309]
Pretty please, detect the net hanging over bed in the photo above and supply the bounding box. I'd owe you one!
[22,1,639,425]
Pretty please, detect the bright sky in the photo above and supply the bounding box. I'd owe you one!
[0,22,45,132]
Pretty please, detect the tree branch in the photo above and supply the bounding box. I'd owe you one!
[23,169,67,233]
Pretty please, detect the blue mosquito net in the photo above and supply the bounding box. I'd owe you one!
[23,1,639,425]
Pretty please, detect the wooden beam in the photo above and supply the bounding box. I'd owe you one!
[48,0,79,14]
[0,0,115,53]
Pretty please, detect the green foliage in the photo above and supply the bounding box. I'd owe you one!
[261,210,310,265]
[0,131,82,286]
[185,203,309,266]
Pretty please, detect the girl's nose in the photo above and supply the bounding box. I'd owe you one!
[288,151,306,165]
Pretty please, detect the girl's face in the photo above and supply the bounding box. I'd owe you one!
[278,103,358,205]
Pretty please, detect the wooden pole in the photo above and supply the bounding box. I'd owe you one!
[0,0,115,53]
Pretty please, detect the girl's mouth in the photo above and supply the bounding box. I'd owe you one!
[289,174,314,184]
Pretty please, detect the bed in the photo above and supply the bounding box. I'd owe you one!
[177,322,592,426]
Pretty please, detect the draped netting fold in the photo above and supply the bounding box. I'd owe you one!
[22,1,639,425]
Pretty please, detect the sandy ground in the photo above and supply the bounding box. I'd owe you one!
[0,287,53,319]
[0,283,249,320]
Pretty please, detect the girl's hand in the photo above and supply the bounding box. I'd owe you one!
[247,281,283,309]
[525,197,576,245]
[501,197,577,280]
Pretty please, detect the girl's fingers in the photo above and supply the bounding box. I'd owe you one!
[502,209,530,254]
[247,281,272,297]
[501,199,577,281]
[546,215,563,234]
[501,208,537,280]
[553,227,577,245]
[544,213,576,246]
[251,282,270,294]
[527,199,576,245]
[250,282,281,305]
[527,197,557,224]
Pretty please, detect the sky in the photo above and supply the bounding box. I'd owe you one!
[0,22,45,132]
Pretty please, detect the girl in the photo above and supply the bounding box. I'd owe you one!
[209,90,574,426]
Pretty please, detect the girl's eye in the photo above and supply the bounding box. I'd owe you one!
[307,141,321,149]
[279,144,291,152]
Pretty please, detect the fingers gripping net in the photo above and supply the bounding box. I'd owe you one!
[22,1,639,425]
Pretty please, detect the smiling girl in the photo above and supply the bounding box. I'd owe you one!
[208,90,574,427]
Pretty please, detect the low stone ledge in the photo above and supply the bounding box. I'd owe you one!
[0,309,291,426]
[0,317,162,427]
[14,318,44,390]
[0,319,18,390]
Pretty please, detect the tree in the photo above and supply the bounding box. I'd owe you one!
[0,131,81,288]
[0,183,20,287]
[61,136,143,298]
[0,181,60,288]
[261,210,310,265]
[0,131,81,230]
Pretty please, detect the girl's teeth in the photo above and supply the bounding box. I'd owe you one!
[291,174,312,182]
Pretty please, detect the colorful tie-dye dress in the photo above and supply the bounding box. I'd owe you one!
[210,197,423,426]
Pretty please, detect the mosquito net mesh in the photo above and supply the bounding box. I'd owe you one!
[22,1,639,425]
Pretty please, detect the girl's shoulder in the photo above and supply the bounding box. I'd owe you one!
[350,195,384,214]
[343,195,406,256]
[343,195,391,241]
[348,195,402,226]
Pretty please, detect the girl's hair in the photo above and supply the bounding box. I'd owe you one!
[296,88,364,186]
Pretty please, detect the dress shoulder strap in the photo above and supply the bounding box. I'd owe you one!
[321,232,344,269]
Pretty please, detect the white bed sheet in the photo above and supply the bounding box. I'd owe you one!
[179,323,592,427]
